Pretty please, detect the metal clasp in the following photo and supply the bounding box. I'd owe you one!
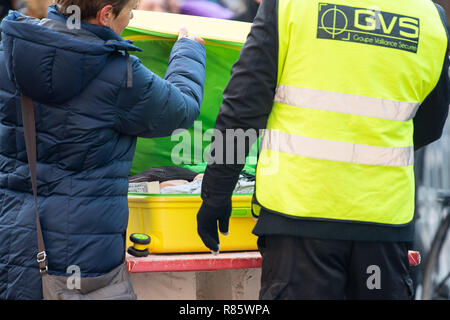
[39,265,48,275]
[37,251,48,274]
[37,251,47,263]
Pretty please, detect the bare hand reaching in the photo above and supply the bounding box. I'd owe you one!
[178,26,205,45]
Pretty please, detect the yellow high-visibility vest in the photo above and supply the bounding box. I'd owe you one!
[255,0,448,225]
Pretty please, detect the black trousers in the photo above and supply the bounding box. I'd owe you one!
[258,235,414,300]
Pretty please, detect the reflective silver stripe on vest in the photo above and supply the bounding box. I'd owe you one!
[261,130,414,167]
[274,85,420,121]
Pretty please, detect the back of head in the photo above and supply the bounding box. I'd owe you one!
[0,1,140,104]
[55,0,131,20]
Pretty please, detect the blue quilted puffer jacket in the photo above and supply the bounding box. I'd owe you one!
[0,5,206,299]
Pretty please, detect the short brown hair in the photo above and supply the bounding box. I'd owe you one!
[55,0,131,20]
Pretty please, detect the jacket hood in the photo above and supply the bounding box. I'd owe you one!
[0,5,141,104]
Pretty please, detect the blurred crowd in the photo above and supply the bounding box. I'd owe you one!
[1,0,53,19]
[1,0,449,25]
[136,0,260,22]
[0,0,261,23]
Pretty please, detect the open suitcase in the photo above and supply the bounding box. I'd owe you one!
[126,194,257,254]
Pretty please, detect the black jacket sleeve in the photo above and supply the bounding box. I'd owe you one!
[201,0,278,207]
[413,3,450,150]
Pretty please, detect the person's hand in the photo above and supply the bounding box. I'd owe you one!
[178,26,205,45]
[197,201,232,254]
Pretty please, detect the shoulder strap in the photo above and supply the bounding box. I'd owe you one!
[20,95,48,275]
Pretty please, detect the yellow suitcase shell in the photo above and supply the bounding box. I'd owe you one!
[126,194,258,253]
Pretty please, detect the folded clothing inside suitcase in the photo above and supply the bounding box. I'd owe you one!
[129,166,198,183]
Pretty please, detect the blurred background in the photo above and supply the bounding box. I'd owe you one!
[0,0,447,24]
[435,0,450,23]
[413,0,450,301]
[1,0,53,19]
[0,0,261,21]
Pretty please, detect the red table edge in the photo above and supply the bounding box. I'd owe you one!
[126,251,263,273]
[126,250,420,273]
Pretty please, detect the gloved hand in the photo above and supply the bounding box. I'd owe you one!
[197,201,232,254]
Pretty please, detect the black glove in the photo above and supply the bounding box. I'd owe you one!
[197,201,232,254]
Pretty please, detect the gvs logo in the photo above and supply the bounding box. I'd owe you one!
[317,3,420,53]
[353,9,419,39]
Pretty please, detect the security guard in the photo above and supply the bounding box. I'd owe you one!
[197,0,449,299]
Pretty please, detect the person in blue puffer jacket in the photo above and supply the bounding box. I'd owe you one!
[0,0,206,299]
